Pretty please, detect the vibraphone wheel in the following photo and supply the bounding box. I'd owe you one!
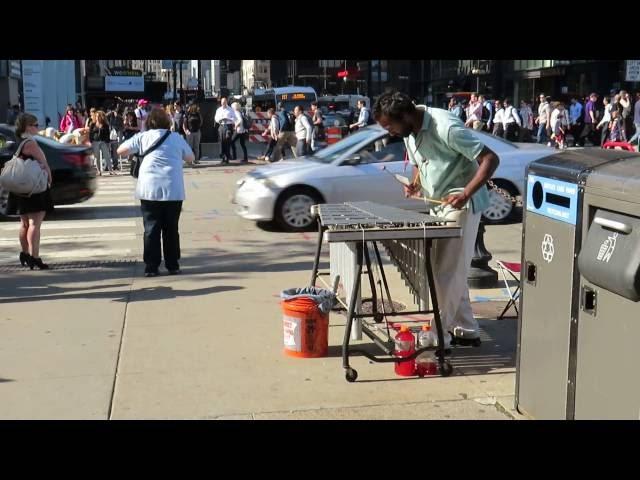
[345,368,358,383]
[438,361,453,377]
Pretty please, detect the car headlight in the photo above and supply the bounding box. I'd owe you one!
[255,178,277,189]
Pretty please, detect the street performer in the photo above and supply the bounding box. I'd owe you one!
[373,91,500,346]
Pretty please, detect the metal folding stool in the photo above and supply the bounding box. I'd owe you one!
[496,260,521,320]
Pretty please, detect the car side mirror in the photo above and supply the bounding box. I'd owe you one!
[343,156,361,166]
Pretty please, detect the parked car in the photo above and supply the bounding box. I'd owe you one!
[232,125,555,231]
[0,124,97,216]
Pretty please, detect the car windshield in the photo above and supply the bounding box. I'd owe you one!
[308,129,382,164]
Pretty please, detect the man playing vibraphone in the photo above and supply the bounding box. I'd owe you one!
[373,91,500,346]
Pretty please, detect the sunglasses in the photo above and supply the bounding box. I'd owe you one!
[30,123,39,127]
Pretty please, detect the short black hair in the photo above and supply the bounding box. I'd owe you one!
[373,91,415,121]
[311,101,317,107]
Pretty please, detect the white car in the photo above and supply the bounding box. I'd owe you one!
[232,125,555,231]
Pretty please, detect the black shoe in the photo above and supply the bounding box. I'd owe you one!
[19,252,31,267]
[168,268,181,275]
[144,266,159,277]
[28,256,49,270]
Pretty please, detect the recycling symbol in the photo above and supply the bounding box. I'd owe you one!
[541,234,555,263]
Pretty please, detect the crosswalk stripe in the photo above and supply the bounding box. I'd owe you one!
[0,248,134,264]
[56,202,136,208]
[94,190,134,195]
[0,233,137,246]
[0,220,136,231]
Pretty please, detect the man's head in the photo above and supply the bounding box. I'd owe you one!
[267,107,275,118]
[558,102,565,110]
[503,98,511,107]
[220,97,228,107]
[494,100,502,109]
[294,105,304,117]
[470,93,478,103]
[571,97,577,104]
[589,93,598,102]
[137,99,149,110]
[479,95,486,103]
[539,94,546,103]
[146,108,172,130]
[373,91,417,138]
[311,101,318,112]
[520,100,526,108]
[448,97,456,108]
[174,102,182,112]
[278,102,285,111]
[357,99,366,109]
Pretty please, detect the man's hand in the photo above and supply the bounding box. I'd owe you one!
[441,191,469,209]
[403,183,421,198]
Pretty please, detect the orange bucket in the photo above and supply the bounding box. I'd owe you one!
[281,296,329,358]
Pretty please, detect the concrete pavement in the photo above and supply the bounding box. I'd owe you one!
[0,148,526,420]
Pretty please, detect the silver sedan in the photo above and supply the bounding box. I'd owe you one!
[232,125,554,231]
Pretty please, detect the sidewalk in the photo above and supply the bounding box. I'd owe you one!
[0,163,524,420]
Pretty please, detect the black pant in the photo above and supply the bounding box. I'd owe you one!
[264,138,277,159]
[231,132,248,161]
[296,139,309,157]
[579,123,596,146]
[140,200,182,272]
[218,124,233,161]
[571,121,584,146]
[600,125,610,146]
[503,123,517,142]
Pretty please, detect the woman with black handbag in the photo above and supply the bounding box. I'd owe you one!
[5,113,53,270]
[117,108,194,277]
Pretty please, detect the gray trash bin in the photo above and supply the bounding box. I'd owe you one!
[516,149,637,420]
[573,156,640,419]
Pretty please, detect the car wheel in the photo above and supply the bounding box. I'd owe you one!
[275,187,322,232]
[482,180,518,224]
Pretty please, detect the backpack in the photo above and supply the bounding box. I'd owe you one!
[481,103,491,123]
[242,112,252,131]
[364,107,375,125]
[279,110,294,132]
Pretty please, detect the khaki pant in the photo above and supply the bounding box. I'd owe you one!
[272,131,297,161]
[431,206,481,337]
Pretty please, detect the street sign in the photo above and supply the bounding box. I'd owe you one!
[625,60,640,82]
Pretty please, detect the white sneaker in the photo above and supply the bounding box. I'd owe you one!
[452,326,480,340]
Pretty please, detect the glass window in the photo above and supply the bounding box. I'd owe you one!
[310,129,383,164]
[356,139,406,164]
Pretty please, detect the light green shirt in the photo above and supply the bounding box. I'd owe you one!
[404,105,490,215]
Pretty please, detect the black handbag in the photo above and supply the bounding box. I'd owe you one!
[130,130,172,178]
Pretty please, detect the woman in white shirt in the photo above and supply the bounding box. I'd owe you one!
[596,97,612,147]
[117,108,195,277]
[230,102,248,163]
[549,102,570,149]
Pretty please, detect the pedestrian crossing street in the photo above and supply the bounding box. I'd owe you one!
[0,175,141,266]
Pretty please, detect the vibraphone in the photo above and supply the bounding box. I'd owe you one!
[309,202,462,382]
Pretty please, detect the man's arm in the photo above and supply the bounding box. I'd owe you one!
[442,146,499,209]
